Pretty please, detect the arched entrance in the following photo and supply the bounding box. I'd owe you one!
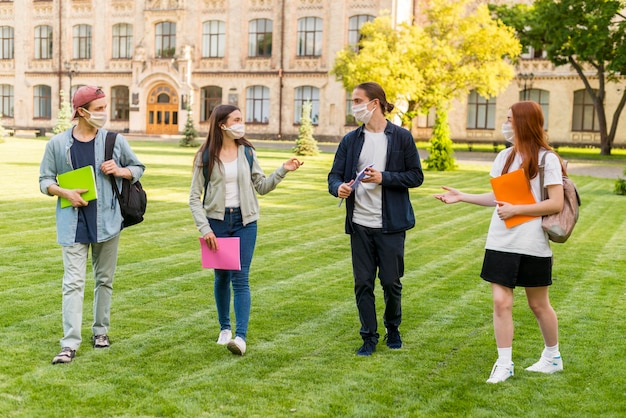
[146,83,179,135]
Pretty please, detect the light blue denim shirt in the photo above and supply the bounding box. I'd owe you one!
[39,127,145,246]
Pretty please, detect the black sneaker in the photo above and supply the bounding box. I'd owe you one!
[356,340,377,356]
[384,328,402,349]
[92,334,110,348]
[52,347,76,364]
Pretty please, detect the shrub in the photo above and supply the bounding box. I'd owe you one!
[293,102,320,156]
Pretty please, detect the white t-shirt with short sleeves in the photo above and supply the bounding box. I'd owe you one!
[485,148,563,257]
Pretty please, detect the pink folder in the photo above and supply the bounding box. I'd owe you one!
[198,237,241,270]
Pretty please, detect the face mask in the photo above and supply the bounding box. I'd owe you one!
[82,109,108,129]
[352,101,376,125]
[222,123,246,139]
[501,122,514,143]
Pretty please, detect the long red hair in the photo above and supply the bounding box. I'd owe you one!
[502,101,566,179]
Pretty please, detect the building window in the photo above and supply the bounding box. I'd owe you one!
[0,84,13,117]
[111,86,129,121]
[245,85,269,124]
[248,19,272,57]
[0,26,14,59]
[156,22,176,58]
[202,20,225,58]
[73,25,92,59]
[416,107,437,128]
[294,86,319,125]
[297,17,322,57]
[34,85,52,119]
[112,24,133,59]
[348,15,374,51]
[200,86,222,121]
[521,88,550,130]
[572,89,599,132]
[520,46,547,60]
[466,90,496,129]
[34,25,53,60]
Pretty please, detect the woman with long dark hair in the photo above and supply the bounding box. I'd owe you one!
[189,104,302,355]
[435,101,566,383]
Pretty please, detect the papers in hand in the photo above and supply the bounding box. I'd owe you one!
[199,237,241,270]
[338,163,374,207]
[57,165,98,208]
[490,168,538,228]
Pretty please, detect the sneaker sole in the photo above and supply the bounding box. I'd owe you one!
[227,342,245,355]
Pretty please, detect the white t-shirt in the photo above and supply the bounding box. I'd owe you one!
[485,148,562,257]
[223,159,240,208]
[353,129,388,228]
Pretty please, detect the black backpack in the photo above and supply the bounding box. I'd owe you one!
[105,132,147,228]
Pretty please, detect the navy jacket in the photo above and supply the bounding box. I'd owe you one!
[328,121,424,234]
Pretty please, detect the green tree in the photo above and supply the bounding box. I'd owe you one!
[332,0,520,170]
[293,101,320,156]
[180,105,199,147]
[332,15,426,123]
[53,90,73,134]
[492,0,626,155]
[424,106,456,170]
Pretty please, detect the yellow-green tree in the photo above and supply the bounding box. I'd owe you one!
[53,90,73,134]
[332,0,521,170]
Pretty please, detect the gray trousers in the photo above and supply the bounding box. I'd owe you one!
[60,234,119,349]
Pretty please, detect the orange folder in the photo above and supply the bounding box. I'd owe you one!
[490,168,538,228]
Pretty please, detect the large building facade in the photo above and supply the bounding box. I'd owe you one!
[2,0,625,145]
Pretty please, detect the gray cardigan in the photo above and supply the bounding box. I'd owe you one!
[189,145,288,236]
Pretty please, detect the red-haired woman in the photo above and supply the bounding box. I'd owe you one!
[434,101,566,383]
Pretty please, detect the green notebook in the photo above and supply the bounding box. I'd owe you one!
[57,165,98,208]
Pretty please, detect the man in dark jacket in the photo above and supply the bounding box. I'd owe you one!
[328,82,423,356]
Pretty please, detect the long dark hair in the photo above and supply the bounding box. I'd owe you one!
[195,104,254,176]
[502,101,566,179]
[354,82,395,114]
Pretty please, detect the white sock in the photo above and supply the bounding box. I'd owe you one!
[542,344,560,359]
[497,347,513,365]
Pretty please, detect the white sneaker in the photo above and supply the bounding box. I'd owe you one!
[486,362,514,383]
[216,329,232,345]
[526,356,563,374]
[227,336,246,355]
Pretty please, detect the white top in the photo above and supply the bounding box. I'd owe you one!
[485,148,562,257]
[353,129,388,228]
[223,159,240,208]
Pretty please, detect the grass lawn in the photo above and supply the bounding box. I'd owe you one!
[1,137,625,417]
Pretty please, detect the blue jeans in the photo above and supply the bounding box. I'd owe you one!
[208,208,257,340]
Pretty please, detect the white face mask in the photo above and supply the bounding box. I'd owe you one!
[501,122,514,143]
[222,123,245,139]
[82,109,108,129]
[352,100,376,125]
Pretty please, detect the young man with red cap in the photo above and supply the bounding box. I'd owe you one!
[39,86,145,364]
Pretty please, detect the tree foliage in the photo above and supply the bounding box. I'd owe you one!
[180,105,199,147]
[52,90,73,134]
[293,101,320,156]
[492,0,626,155]
[332,0,520,170]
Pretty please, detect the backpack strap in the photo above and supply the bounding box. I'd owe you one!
[539,151,548,201]
[105,131,117,161]
[104,131,122,201]
[244,145,253,169]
